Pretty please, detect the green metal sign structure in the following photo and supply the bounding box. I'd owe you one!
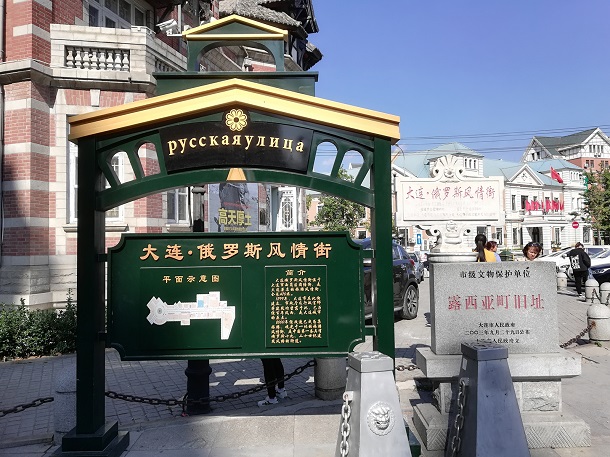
[62,15,400,456]
[109,232,364,359]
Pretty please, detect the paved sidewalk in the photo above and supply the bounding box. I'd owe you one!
[0,283,608,456]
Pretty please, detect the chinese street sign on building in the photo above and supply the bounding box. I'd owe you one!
[108,232,365,360]
[396,154,504,252]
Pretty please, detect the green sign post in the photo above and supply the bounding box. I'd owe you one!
[109,232,364,359]
[61,15,400,456]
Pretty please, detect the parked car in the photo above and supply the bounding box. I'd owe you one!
[560,248,610,281]
[537,245,608,279]
[589,260,610,285]
[353,238,419,320]
[406,252,425,283]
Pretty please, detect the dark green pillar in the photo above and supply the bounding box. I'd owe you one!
[372,138,395,360]
[58,136,129,456]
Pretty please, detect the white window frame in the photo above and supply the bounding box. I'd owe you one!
[87,0,149,29]
[68,141,78,224]
[167,187,189,223]
[68,143,125,222]
[105,153,125,220]
[276,187,296,231]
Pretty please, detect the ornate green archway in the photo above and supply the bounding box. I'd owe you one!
[62,15,400,455]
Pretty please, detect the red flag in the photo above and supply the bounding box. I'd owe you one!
[550,167,563,183]
[525,200,531,211]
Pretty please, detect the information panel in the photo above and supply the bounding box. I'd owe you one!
[108,232,364,360]
[265,265,328,347]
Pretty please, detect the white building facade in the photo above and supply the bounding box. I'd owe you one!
[392,143,588,255]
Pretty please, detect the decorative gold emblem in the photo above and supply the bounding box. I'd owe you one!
[225,109,248,131]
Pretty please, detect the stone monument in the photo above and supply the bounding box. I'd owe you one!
[395,155,590,451]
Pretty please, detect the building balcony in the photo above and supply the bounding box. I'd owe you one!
[50,24,187,91]
[507,209,566,223]
[0,24,188,92]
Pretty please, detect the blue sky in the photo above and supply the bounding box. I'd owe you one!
[311,0,610,163]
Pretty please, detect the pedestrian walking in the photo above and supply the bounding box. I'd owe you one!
[566,242,591,298]
[258,358,288,406]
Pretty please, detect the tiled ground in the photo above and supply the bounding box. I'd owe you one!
[0,276,593,448]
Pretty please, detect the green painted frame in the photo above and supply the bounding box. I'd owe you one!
[67,17,397,453]
[72,113,394,442]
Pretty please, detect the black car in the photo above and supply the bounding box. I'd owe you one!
[354,238,419,320]
[590,261,610,285]
[406,252,425,283]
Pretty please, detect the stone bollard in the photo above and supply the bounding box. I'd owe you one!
[335,352,411,457]
[556,271,567,291]
[585,278,600,302]
[600,282,610,305]
[53,356,76,444]
[445,342,529,457]
[315,357,347,400]
[588,302,610,341]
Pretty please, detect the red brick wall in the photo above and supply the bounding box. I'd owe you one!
[100,91,131,107]
[53,0,83,24]
[3,82,51,147]
[136,226,163,234]
[3,227,55,256]
[106,235,122,252]
[4,109,50,146]
[64,89,91,106]
[66,236,77,256]
[5,1,53,63]
[3,190,50,218]
[2,153,53,184]
[134,194,163,219]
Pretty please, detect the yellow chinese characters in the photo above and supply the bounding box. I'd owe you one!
[139,241,334,262]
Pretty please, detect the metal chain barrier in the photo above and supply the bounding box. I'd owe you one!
[105,359,316,412]
[395,363,418,371]
[560,321,595,348]
[449,378,468,457]
[0,397,54,418]
[339,391,353,457]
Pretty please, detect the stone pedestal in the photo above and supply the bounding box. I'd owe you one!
[335,352,411,457]
[413,261,591,452]
[413,348,591,450]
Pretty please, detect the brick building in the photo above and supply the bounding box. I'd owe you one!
[0,0,320,308]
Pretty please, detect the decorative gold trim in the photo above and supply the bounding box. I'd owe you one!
[183,15,289,40]
[68,79,400,143]
[185,33,286,41]
[227,168,247,182]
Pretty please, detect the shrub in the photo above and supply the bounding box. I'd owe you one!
[0,291,77,360]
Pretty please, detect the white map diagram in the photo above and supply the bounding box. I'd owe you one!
[146,291,235,340]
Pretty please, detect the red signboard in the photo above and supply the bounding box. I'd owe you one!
[572,221,579,229]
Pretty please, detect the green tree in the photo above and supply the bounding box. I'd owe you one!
[582,168,610,244]
[313,168,366,234]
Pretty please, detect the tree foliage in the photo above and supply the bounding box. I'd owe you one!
[582,168,610,243]
[313,169,366,234]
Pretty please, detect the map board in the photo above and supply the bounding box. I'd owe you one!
[108,232,365,360]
